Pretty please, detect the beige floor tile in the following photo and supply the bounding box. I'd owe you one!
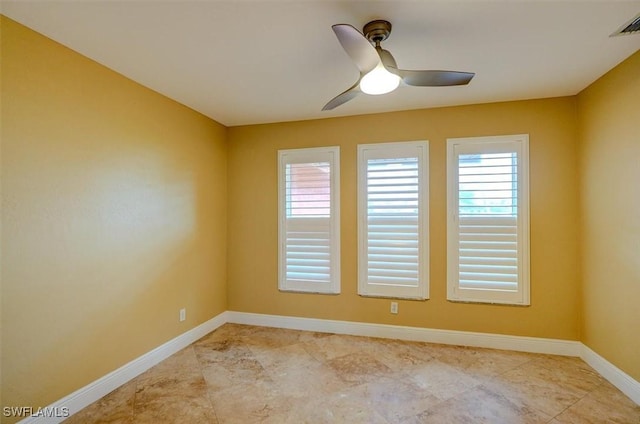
[326,352,393,385]
[302,333,372,362]
[355,375,443,422]
[408,359,483,401]
[135,346,203,387]
[554,380,640,423]
[356,338,436,373]
[134,349,217,424]
[134,385,217,424]
[64,379,136,424]
[424,343,535,379]
[413,384,552,424]
[63,324,639,424]
[484,359,593,417]
[529,354,606,394]
[238,325,309,349]
[279,385,390,424]
[207,379,290,424]
[252,343,346,398]
[193,335,254,366]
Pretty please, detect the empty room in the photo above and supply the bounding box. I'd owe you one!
[1,1,639,423]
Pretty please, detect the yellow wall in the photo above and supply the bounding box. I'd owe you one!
[2,11,638,416]
[1,16,228,413]
[577,49,640,381]
[227,97,581,340]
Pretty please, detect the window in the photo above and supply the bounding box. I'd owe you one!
[278,147,340,294]
[358,141,429,299]
[446,135,530,305]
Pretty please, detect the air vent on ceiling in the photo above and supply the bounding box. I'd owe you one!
[611,13,640,36]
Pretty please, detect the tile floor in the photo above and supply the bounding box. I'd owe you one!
[65,324,640,423]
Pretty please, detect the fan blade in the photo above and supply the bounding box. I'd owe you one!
[398,70,474,86]
[322,81,360,111]
[377,47,398,70]
[332,24,379,74]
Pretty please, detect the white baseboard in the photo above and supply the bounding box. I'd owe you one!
[581,344,640,405]
[21,310,639,423]
[226,311,582,356]
[18,311,228,424]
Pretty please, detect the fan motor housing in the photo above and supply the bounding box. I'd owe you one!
[363,20,392,43]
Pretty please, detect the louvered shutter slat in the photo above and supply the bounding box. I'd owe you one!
[279,147,340,294]
[285,219,331,282]
[284,160,331,283]
[285,219,331,284]
[367,157,420,288]
[455,151,520,293]
[358,142,429,299]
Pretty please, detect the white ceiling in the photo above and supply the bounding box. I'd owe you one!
[2,1,639,126]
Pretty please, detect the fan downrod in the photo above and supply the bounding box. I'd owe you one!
[363,20,392,44]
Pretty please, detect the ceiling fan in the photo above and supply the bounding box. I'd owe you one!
[323,20,475,111]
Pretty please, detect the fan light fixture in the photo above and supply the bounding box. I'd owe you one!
[359,63,400,95]
[322,20,475,111]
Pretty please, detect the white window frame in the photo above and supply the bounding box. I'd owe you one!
[278,146,340,294]
[357,141,429,300]
[446,134,530,305]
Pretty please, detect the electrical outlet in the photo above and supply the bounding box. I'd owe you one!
[390,302,398,314]
[179,308,186,322]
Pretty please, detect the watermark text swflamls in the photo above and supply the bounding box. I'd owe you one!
[3,406,70,418]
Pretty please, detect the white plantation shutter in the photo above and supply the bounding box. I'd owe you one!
[285,217,331,283]
[278,147,340,294]
[358,141,429,299]
[447,135,530,305]
[458,216,518,291]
